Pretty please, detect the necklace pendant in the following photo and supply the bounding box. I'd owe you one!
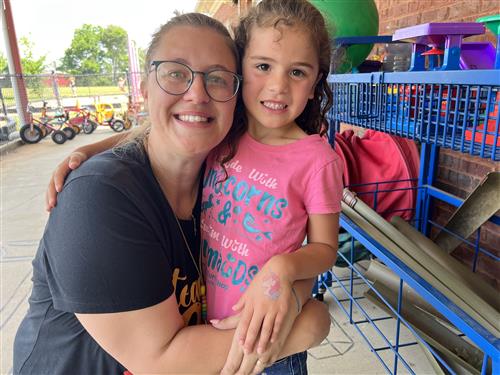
[200,284,207,323]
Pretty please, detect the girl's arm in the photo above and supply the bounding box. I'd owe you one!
[46,133,126,211]
[272,212,340,282]
[231,213,339,354]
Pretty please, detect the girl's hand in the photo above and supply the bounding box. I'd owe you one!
[46,151,88,211]
[220,277,301,374]
[233,256,298,355]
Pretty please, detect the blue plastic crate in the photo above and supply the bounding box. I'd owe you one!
[328,70,500,160]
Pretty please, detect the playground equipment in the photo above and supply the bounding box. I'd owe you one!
[477,14,500,69]
[20,101,76,145]
[311,0,379,73]
[392,22,486,71]
[122,96,145,130]
[68,99,125,134]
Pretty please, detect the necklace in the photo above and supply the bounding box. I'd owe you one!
[173,214,207,324]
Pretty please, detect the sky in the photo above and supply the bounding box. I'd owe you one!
[1,0,199,66]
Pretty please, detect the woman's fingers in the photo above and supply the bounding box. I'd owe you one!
[53,157,74,193]
[45,175,58,212]
[210,313,240,330]
[231,296,244,312]
[56,151,87,190]
[46,151,88,211]
[221,330,245,375]
[252,356,271,375]
[68,151,87,170]
[235,352,264,375]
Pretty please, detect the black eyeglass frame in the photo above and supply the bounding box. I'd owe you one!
[150,60,242,102]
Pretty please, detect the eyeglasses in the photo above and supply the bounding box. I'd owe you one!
[150,60,242,102]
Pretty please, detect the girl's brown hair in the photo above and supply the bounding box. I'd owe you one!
[234,0,333,136]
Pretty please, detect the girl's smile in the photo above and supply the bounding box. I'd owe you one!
[242,25,319,143]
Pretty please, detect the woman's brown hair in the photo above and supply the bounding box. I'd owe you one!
[120,13,246,168]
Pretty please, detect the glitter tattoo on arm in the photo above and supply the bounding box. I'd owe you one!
[262,271,281,300]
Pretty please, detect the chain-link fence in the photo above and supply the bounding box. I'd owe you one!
[0,71,144,117]
[0,71,146,141]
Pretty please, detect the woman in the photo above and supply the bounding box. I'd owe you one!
[14,13,330,375]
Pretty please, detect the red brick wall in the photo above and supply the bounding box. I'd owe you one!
[375,0,499,288]
[377,0,499,42]
[213,0,253,32]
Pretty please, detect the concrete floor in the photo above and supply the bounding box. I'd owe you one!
[0,129,436,374]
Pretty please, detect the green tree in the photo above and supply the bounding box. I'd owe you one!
[19,36,46,74]
[0,53,8,73]
[60,24,129,85]
[0,36,46,75]
[137,46,146,72]
[101,25,128,79]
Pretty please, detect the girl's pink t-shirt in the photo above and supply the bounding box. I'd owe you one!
[201,132,343,319]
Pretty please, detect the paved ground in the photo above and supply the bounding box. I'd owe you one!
[1,128,118,374]
[0,130,434,374]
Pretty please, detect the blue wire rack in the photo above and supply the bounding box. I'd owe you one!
[319,69,500,374]
[329,70,500,161]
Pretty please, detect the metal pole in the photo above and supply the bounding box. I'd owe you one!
[51,70,61,108]
[1,0,28,125]
[0,87,7,117]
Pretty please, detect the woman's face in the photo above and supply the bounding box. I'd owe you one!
[143,26,238,158]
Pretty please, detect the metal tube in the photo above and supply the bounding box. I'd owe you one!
[434,172,500,254]
[341,194,500,336]
[417,340,446,375]
[363,259,445,320]
[366,282,484,374]
[391,216,500,312]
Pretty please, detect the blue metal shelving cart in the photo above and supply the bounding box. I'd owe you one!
[321,68,499,374]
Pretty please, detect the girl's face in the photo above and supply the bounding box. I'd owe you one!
[142,26,238,158]
[242,25,319,137]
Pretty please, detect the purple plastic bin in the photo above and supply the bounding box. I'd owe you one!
[460,42,496,69]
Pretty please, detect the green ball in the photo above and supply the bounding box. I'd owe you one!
[311,0,379,73]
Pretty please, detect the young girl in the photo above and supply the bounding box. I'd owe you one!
[46,1,342,373]
[205,1,341,373]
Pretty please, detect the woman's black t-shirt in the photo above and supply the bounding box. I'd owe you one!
[14,148,203,374]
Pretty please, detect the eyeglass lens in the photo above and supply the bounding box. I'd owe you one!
[156,61,239,102]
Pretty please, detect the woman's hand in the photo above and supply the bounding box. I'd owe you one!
[213,313,266,374]
[46,151,88,212]
[220,324,268,375]
[45,133,126,212]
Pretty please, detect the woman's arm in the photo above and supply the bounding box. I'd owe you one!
[51,173,329,375]
[77,292,329,374]
[46,133,126,211]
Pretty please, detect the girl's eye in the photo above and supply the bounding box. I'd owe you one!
[256,63,270,71]
[291,69,305,78]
